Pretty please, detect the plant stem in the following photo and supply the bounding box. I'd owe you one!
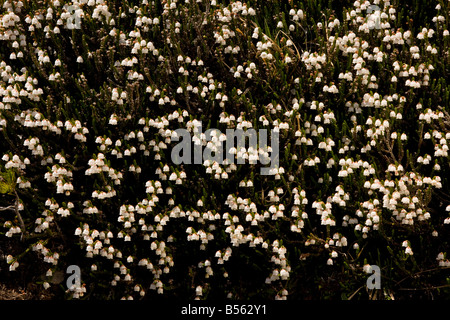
[14,190,26,240]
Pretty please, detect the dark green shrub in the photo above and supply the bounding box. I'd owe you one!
[0,0,449,300]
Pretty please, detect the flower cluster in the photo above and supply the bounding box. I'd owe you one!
[0,0,449,300]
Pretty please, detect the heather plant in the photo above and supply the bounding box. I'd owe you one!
[0,0,449,300]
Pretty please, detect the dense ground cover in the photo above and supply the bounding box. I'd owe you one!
[0,0,449,299]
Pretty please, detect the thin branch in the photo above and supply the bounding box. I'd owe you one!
[0,205,15,212]
[347,286,364,300]
[13,190,26,239]
[395,266,450,287]
[398,284,450,291]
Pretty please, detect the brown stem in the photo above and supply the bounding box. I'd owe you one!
[0,205,15,212]
[13,190,26,239]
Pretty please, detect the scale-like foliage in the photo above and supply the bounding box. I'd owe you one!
[0,0,449,300]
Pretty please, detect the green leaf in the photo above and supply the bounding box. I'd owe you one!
[0,181,11,194]
[0,170,15,194]
[3,170,15,185]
